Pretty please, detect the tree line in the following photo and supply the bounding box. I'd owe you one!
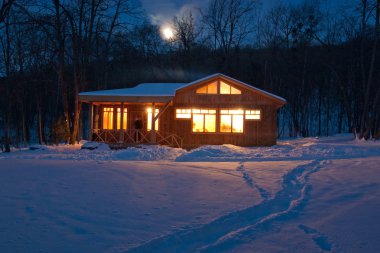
[0,0,379,152]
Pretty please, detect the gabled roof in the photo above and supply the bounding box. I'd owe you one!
[177,73,287,104]
[78,73,286,104]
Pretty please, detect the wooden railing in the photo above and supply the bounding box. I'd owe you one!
[92,129,183,148]
[156,131,183,148]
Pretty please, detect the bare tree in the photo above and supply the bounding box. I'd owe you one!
[359,0,380,139]
[202,0,257,59]
[173,11,197,52]
[0,0,14,24]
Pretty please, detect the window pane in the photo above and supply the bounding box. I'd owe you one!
[220,81,231,94]
[192,114,204,132]
[220,115,232,132]
[147,108,159,130]
[176,108,191,118]
[117,110,121,129]
[103,112,109,129]
[117,108,127,130]
[196,86,207,94]
[232,115,244,133]
[208,82,218,94]
[177,113,191,119]
[231,86,241,94]
[123,111,127,129]
[245,110,261,120]
[103,107,113,130]
[205,115,216,132]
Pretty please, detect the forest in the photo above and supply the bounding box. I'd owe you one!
[0,0,379,152]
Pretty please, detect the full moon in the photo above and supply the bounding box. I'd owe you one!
[161,26,174,40]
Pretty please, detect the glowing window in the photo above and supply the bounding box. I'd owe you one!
[220,81,241,94]
[147,108,159,131]
[102,107,114,130]
[176,108,191,119]
[196,82,218,94]
[116,108,128,130]
[245,110,261,120]
[192,109,216,133]
[220,109,244,133]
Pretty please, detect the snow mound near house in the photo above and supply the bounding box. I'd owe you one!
[81,141,111,151]
[175,144,249,162]
[114,145,186,161]
[176,135,380,162]
[29,144,49,151]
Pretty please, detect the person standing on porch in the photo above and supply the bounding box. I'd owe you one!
[134,116,143,142]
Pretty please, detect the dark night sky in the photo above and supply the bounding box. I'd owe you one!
[140,0,349,25]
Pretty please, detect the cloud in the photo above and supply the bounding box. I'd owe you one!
[141,0,206,25]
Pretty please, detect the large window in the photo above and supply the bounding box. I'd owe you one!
[117,108,128,130]
[192,109,216,132]
[176,107,259,134]
[196,82,218,94]
[103,107,114,130]
[147,108,159,130]
[220,109,244,133]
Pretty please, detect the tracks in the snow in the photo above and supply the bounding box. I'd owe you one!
[124,160,326,253]
[236,162,271,200]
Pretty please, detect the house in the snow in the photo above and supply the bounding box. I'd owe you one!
[78,73,286,148]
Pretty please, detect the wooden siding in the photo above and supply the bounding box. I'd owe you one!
[170,79,280,148]
[90,76,284,148]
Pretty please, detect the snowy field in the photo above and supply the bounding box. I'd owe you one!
[0,134,380,252]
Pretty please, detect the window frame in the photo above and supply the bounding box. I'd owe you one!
[219,109,245,134]
[175,107,262,134]
[195,81,218,94]
[195,80,242,95]
[245,109,261,121]
[191,108,217,133]
[116,107,128,130]
[147,108,159,131]
[175,108,192,119]
[102,107,114,130]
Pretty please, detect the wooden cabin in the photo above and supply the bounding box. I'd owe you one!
[78,73,286,148]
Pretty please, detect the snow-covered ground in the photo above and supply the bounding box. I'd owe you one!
[0,134,379,252]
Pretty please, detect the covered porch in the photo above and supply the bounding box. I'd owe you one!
[83,101,183,148]
[79,84,186,148]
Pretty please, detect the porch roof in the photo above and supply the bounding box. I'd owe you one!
[79,83,187,103]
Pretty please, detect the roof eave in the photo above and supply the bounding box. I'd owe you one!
[79,95,174,103]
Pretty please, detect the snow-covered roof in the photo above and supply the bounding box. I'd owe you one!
[79,73,286,104]
[79,83,187,97]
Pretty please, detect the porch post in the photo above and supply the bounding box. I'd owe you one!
[94,106,99,131]
[150,102,156,144]
[89,102,94,141]
[119,102,124,142]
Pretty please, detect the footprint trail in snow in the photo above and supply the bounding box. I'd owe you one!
[236,162,271,200]
[124,159,327,253]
